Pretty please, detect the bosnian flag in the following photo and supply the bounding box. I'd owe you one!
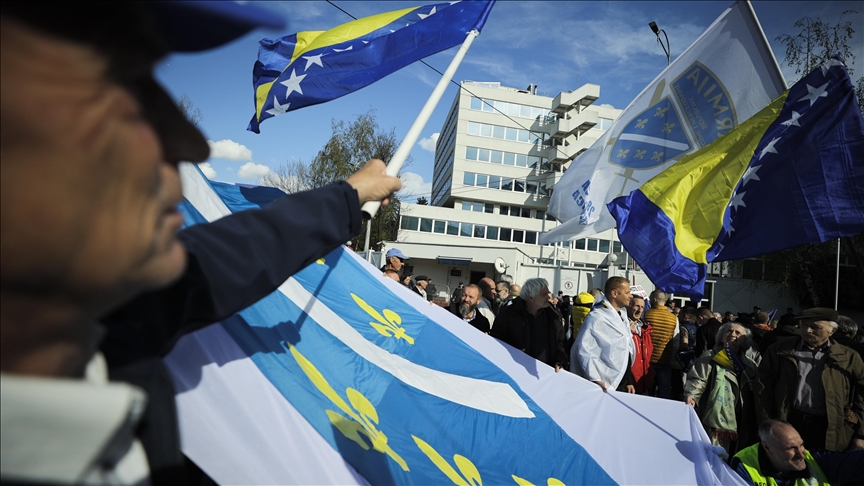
[164,164,745,485]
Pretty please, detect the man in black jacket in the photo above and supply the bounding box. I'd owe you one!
[694,307,723,358]
[491,278,566,370]
[0,3,401,483]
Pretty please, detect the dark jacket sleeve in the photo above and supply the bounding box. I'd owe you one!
[101,181,361,365]
[813,449,864,485]
[549,307,567,367]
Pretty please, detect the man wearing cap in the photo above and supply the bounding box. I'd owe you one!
[0,3,401,483]
[755,307,864,452]
[414,275,429,300]
[382,247,409,275]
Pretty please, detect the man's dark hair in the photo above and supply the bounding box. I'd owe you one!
[755,311,769,325]
[697,307,713,318]
[604,277,629,296]
[683,306,698,318]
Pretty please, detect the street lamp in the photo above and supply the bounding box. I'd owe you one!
[649,21,671,66]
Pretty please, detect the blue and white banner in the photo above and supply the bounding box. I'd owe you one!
[164,163,746,485]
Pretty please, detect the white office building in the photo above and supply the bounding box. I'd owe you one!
[377,80,794,312]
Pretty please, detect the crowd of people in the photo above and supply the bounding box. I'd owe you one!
[384,260,864,485]
[1,2,862,484]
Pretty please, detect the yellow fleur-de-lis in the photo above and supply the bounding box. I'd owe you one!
[634,118,648,129]
[654,106,669,117]
[316,258,326,265]
[413,435,482,486]
[288,344,409,471]
[651,151,664,161]
[512,476,565,486]
[351,293,414,344]
[662,122,675,134]
[616,149,630,159]
[634,149,647,159]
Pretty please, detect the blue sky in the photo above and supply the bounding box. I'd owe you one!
[155,1,863,200]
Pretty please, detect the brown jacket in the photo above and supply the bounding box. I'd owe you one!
[755,337,864,451]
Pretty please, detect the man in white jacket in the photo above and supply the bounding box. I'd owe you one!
[571,277,636,393]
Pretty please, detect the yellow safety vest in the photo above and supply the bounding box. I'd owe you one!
[733,444,829,486]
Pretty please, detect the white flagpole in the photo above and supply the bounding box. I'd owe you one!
[362,29,480,219]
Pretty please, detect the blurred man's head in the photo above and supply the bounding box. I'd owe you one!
[478,277,496,302]
[460,284,481,318]
[0,2,281,375]
[696,307,714,325]
[759,421,807,473]
[628,296,645,321]
[649,289,667,307]
[604,277,631,312]
[510,284,521,298]
[496,281,510,301]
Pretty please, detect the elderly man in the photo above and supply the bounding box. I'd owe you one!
[454,284,490,334]
[381,247,409,274]
[495,280,512,311]
[628,295,654,394]
[492,278,566,370]
[731,420,863,486]
[756,308,864,452]
[0,3,401,484]
[571,277,635,393]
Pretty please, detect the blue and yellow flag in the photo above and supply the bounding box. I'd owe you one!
[248,1,495,133]
[608,59,864,301]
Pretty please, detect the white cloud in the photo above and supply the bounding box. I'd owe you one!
[237,162,272,180]
[418,133,439,153]
[399,172,432,199]
[199,162,217,180]
[208,139,252,161]
[599,103,617,109]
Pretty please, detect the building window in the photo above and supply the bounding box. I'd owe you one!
[434,221,446,234]
[514,180,525,192]
[447,221,459,235]
[489,176,501,189]
[614,241,623,253]
[465,146,478,160]
[500,205,509,215]
[473,201,483,212]
[400,216,419,231]
[460,223,473,238]
[535,210,546,220]
[463,172,475,186]
[512,230,524,243]
[521,207,531,218]
[499,228,512,242]
[484,203,494,214]
[474,225,486,238]
[420,218,433,232]
[502,178,513,191]
[574,239,586,250]
[587,239,598,251]
[476,174,488,187]
[461,201,472,211]
[599,240,610,253]
[525,231,537,245]
[486,226,499,240]
[526,182,538,194]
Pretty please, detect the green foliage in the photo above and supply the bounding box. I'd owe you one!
[260,109,411,252]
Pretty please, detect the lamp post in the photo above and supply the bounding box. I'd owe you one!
[649,21,671,66]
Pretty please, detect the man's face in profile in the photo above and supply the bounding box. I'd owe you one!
[0,14,208,317]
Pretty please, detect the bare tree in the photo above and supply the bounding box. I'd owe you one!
[177,94,203,126]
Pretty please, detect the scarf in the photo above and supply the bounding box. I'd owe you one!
[704,348,740,439]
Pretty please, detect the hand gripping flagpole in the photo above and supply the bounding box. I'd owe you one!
[362,30,480,220]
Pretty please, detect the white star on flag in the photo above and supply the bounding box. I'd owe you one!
[798,81,829,106]
[759,137,781,160]
[301,53,326,70]
[742,165,761,186]
[280,69,306,97]
[418,6,437,19]
[781,111,802,127]
[819,58,843,76]
[730,192,747,210]
[333,45,353,52]
[265,96,290,116]
[727,224,735,235]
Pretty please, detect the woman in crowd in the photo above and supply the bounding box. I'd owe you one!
[684,323,761,456]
